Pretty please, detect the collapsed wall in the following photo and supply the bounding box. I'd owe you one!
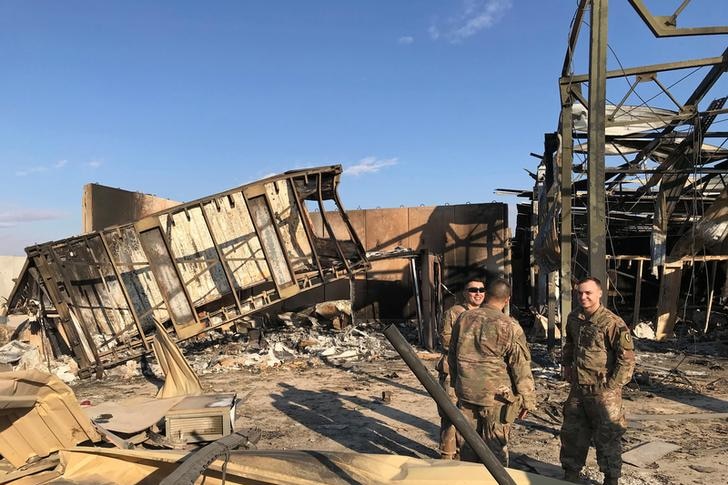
[17,166,369,373]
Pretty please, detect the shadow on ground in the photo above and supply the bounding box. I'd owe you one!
[271,382,439,458]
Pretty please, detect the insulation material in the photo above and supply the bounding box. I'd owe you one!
[572,103,677,136]
[54,447,567,485]
[202,192,270,290]
[102,226,170,331]
[265,180,314,271]
[152,322,203,399]
[0,371,101,468]
[159,207,231,307]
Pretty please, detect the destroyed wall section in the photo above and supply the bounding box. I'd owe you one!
[312,203,510,320]
[82,184,180,234]
[26,166,368,372]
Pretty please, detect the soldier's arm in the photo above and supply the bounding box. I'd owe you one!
[507,324,537,411]
[561,315,575,381]
[562,315,574,366]
[447,318,461,388]
[440,307,456,351]
[606,319,636,389]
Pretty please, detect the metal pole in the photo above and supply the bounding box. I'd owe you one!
[382,325,517,485]
[560,86,574,345]
[632,259,644,326]
[409,258,424,346]
[547,271,557,351]
[588,0,609,302]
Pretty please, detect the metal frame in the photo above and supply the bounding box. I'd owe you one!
[22,165,370,371]
[518,0,728,342]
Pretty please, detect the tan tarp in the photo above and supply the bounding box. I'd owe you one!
[152,322,202,398]
[48,447,567,485]
[83,396,184,434]
[0,371,101,468]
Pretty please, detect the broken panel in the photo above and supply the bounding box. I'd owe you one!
[24,166,368,372]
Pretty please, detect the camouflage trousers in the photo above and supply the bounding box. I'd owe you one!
[457,401,510,466]
[437,370,459,457]
[560,385,627,479]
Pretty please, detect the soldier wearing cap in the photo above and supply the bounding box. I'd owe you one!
[448,278,536,465]
[560,277,635,485]
[435,278,486,459]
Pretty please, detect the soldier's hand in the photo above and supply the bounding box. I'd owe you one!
[517,408,529,420]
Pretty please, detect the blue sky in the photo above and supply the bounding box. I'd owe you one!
[0,1,726,255]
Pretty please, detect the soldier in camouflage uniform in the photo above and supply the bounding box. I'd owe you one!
[560,277,635,485]
[436,278,486,459]
[448,279,536,465]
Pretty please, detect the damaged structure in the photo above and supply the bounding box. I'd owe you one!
[505,1,728,344]
[5,168,513,369]
[6,166,369,374]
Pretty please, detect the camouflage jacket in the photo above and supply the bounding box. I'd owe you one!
[448,306,536,410]
[436,303,468,375]
[562,305,635,388]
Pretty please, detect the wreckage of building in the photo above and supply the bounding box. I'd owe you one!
[503,1,728,345]
[7,166,369,373]
[5,164,513,374]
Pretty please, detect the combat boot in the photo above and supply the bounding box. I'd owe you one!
[603,477,618,485]
[563,469,580,483]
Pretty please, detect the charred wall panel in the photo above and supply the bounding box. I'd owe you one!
[25,166,368,371]
[202,192,270,289]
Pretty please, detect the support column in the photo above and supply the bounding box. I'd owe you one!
[587,0,608,302]
[560,86,574,342]
[632,259,644,327]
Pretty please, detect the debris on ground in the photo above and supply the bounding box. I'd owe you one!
[633,321,656,340]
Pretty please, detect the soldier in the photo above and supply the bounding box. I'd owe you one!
[448,278,536,465]
[436,278,485,459]
[560,277,635,485]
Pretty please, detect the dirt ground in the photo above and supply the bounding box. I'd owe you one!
[72,330,728,485]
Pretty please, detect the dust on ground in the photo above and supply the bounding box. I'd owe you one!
[73,329,728,485]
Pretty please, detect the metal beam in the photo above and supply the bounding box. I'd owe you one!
[562,0,590,77]
[629,0,728,37]
[559,85,573,345]
[561,54,726,84]
[605,48,728,190]
[587,0,608,298]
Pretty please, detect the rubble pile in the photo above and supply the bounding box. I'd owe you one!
[181,319,400,374]
[102,302,406,379]
[0,336,80,383]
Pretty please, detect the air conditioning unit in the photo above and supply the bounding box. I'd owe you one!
[164,393,236,444]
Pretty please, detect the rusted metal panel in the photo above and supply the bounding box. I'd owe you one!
[365,208,409,253]
[445,204,509,282]
[407,206,452,252]
[25,166,369,372]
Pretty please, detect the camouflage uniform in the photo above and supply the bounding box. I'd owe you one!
[560,305,635,480]
[436,303,467,458]
[448,306,536,465]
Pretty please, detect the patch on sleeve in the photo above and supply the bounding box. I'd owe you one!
[620,329,634,350]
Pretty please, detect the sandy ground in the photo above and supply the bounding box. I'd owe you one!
[71,335,728,485]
